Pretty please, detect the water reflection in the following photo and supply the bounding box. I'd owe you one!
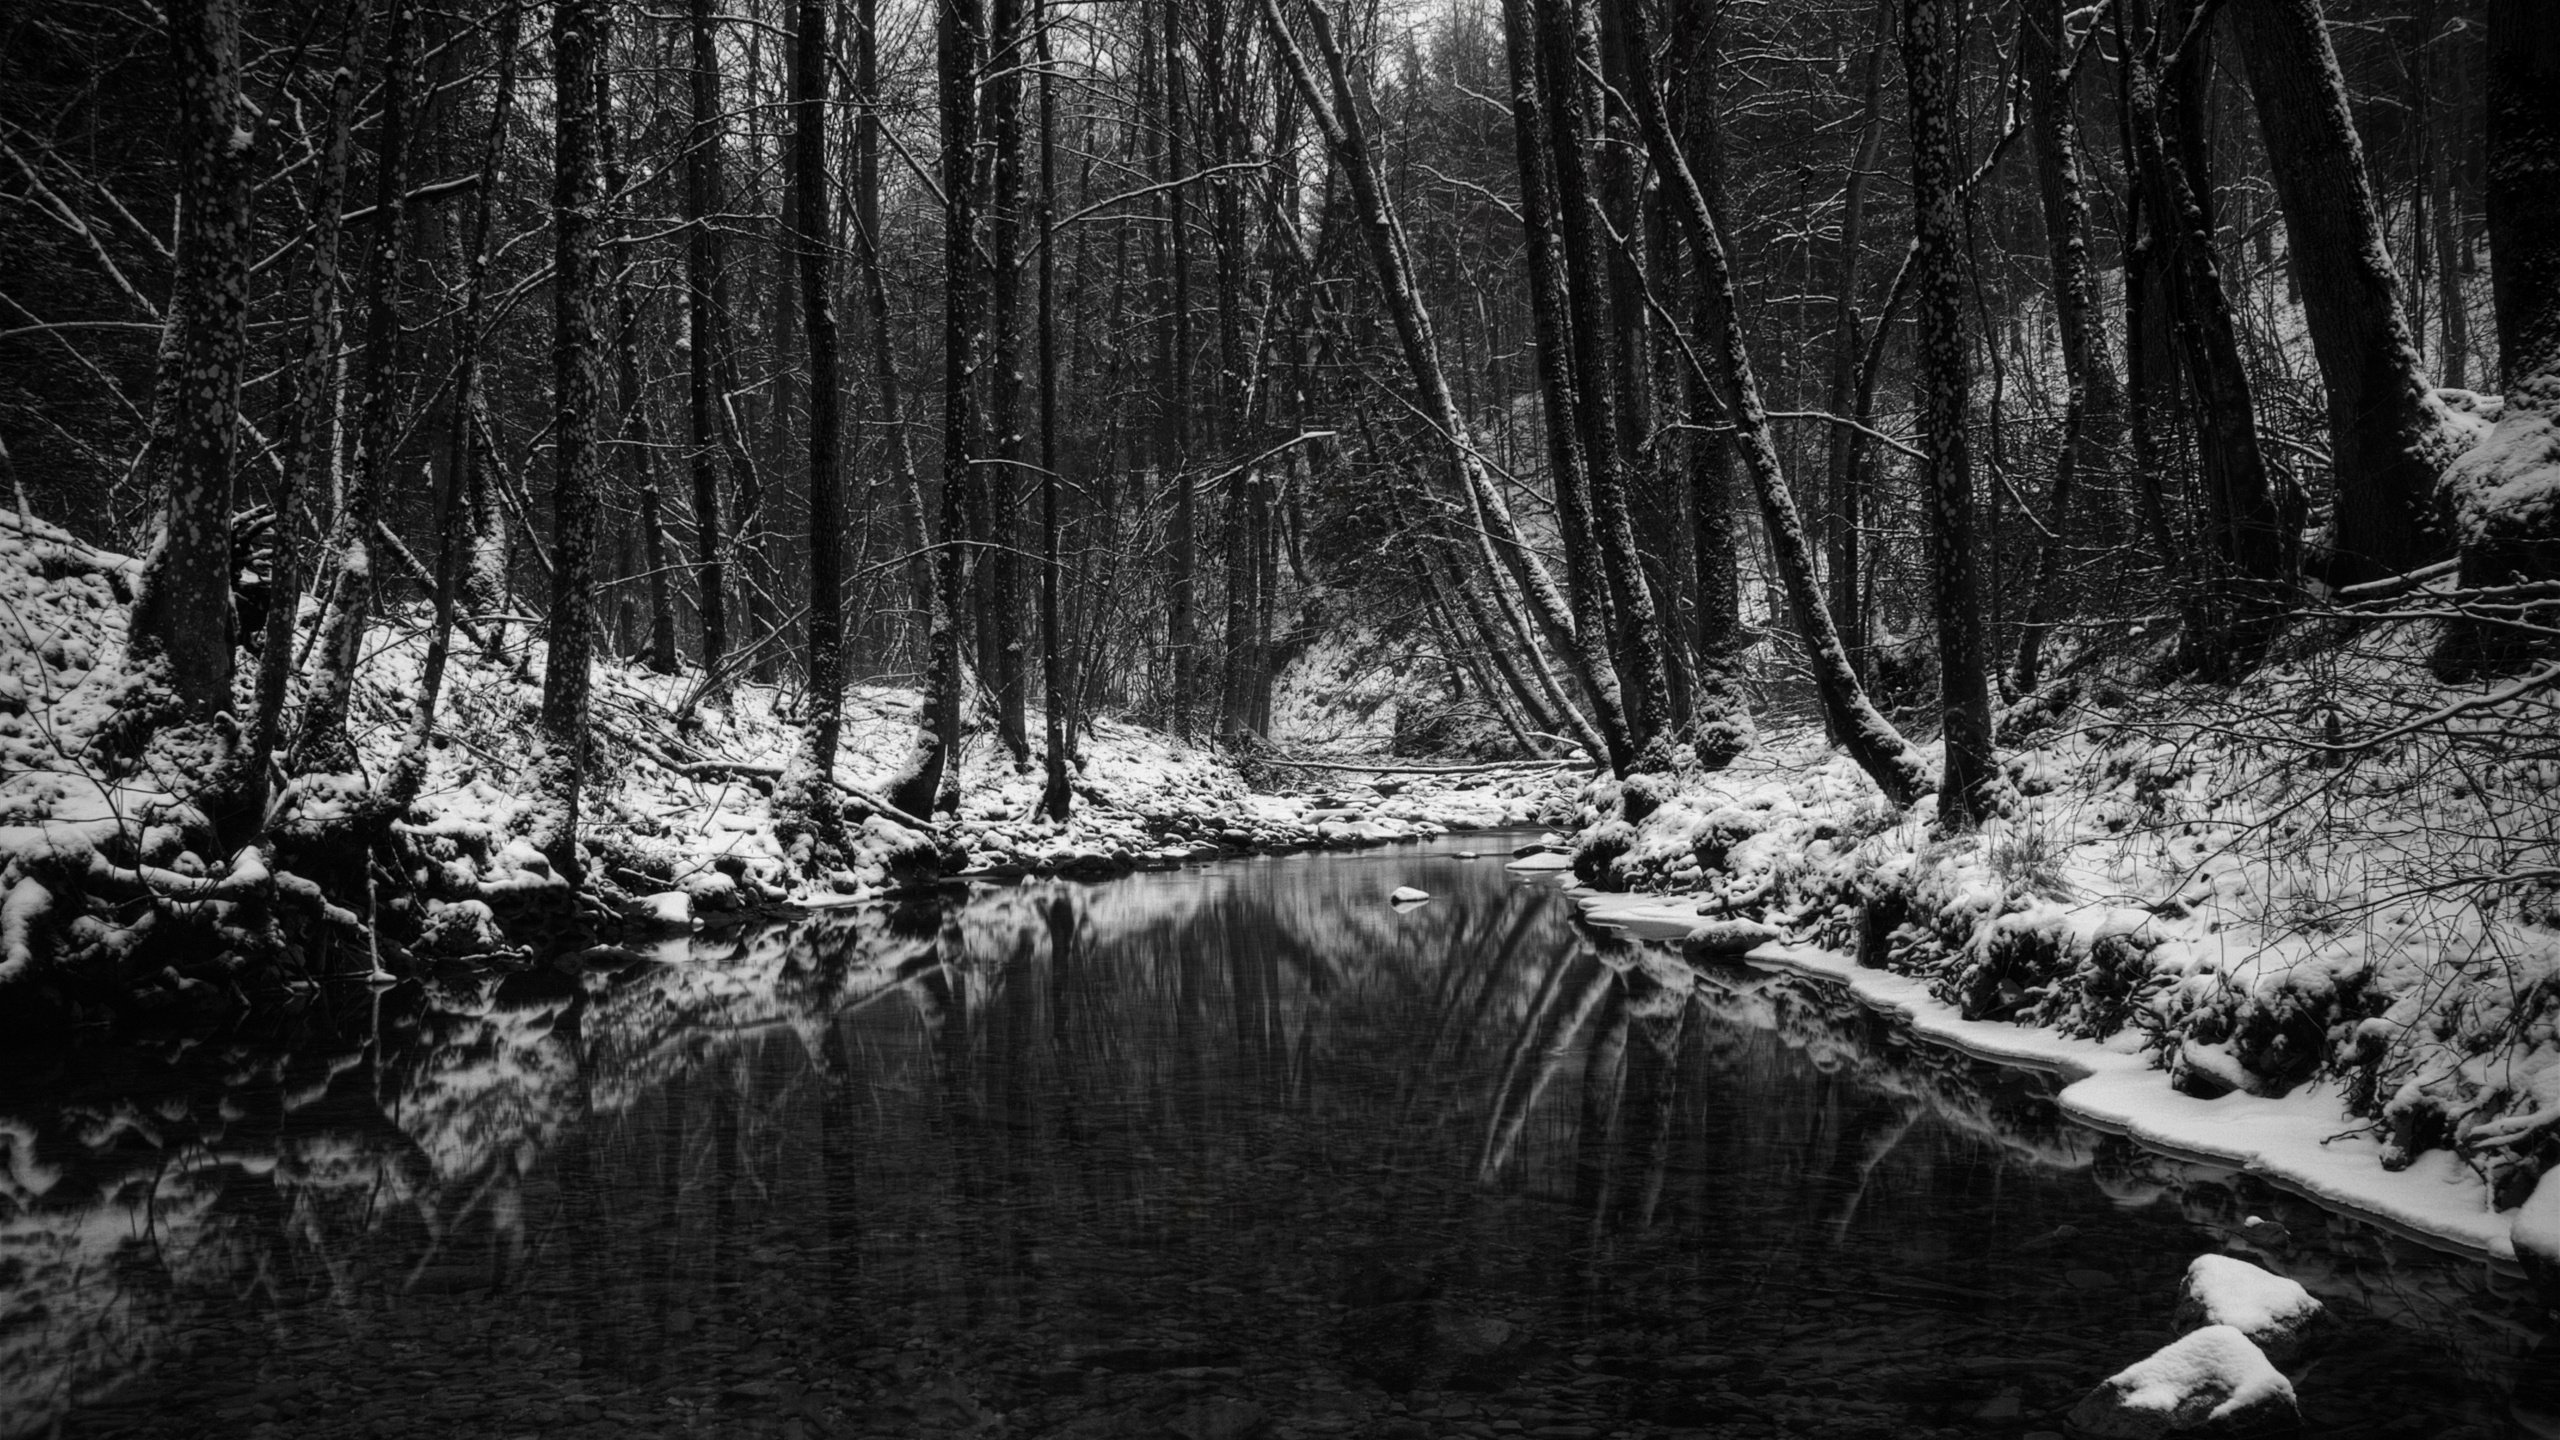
[0,838,2541,1437]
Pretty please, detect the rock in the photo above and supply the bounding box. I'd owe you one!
[1684,919,1778,954]
[1390,886,1431,905]
[628,890,696,930]
[2067,1325,2298,1438]
[2173,1254,2323,1363]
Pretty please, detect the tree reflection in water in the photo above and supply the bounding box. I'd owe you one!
[0,837,2541,1437]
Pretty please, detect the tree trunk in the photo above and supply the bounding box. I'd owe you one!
[2121,0,2296,671]
[1532,0,1673,766]
[1670,0,1754,769]
[686,0,730,681]
[129,0,251,773]
[1163,0,1197,738]
[243,0,367,826]
[1902,0,1998,829]
[532,0,609,878]
[1821,15,1888,680]
[985,0,1030,766]
[2432,0,2560,676]
[785,0,845,845]
[1037,0,1071,821]
[294,0,415,775]
[2228,0,2450,584]
[1497,0,1637,773]
[2012,0,2106,694]
[1612,0,1933,807]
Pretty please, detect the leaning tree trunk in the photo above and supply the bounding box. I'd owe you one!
[1903,0,1998,829]
[1610,0,1933,807]
[2432,0,2560,677]
[530,0,609,879]
[1258,0,1622,768]
[128,0,251,779]
[293,0,416,776]
[2227,0,2451,585]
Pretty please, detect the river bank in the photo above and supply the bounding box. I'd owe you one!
[1534,617,2560,1274]
[1,833,2536,1440]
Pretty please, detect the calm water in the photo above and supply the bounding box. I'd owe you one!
[0,833,2546,1439]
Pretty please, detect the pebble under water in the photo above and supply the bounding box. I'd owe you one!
[1,832,2549,1439]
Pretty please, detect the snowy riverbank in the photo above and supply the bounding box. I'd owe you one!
[1530,626,2560,1271]
[0,512,1575,1015]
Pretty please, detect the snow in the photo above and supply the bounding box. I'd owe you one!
[1558,599,2560,1264]
[2067,1325,2294,1438]
[2513,1165,2560,1285]
[2175,1254,2321,1358]
[1389,885,1430,904]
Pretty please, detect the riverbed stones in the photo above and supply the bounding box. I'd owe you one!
[2173,1255,2323,1364]
[2067,1325,2299,1438]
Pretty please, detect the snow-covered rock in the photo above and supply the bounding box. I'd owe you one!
[1389,886,1430,905]
[1685,918,1780,954]
[2067,1325,2298,1438]
[629,891,697,931]
[2173,1254,2322,1363]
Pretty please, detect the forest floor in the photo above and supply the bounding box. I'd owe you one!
[0,511,1573,1008]
[1544,614,2560,1270]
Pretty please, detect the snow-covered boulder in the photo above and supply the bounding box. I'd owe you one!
[1389,886,1430,906]
[2067,1325,2298,1438]
[1685,918,1780,954]
[626,890,697,931]
[2173,1254,2323,1363]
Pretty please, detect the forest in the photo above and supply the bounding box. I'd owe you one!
[0,0,2555,1094]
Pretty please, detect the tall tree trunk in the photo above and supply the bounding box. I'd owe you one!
[913,0,986,816]
[1611,0,1932,806]
[1037,0,1072,821]
[532,0,609,879]
[1903,0,1997,829]
[1497,0,1634,773]
[2432,0,2560,675]
[243,0,368,827]
[1670,0,1754,770]
[986,0,1031,766]
[294,0,415,774]
[1533,0,1673,765]
[2425,0,2467,392]
[686,0,730,681]
[129,0,250,775]
[2121,0,2296,671]
[785,0,845,845]
[1163,0,1197,738]
[2228,0,2450,584]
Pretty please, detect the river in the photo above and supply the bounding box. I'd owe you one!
[0,832,2544,1437]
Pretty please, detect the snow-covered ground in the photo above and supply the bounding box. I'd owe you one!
[0,511,1576,1005]
[1538,619,2560,1268]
